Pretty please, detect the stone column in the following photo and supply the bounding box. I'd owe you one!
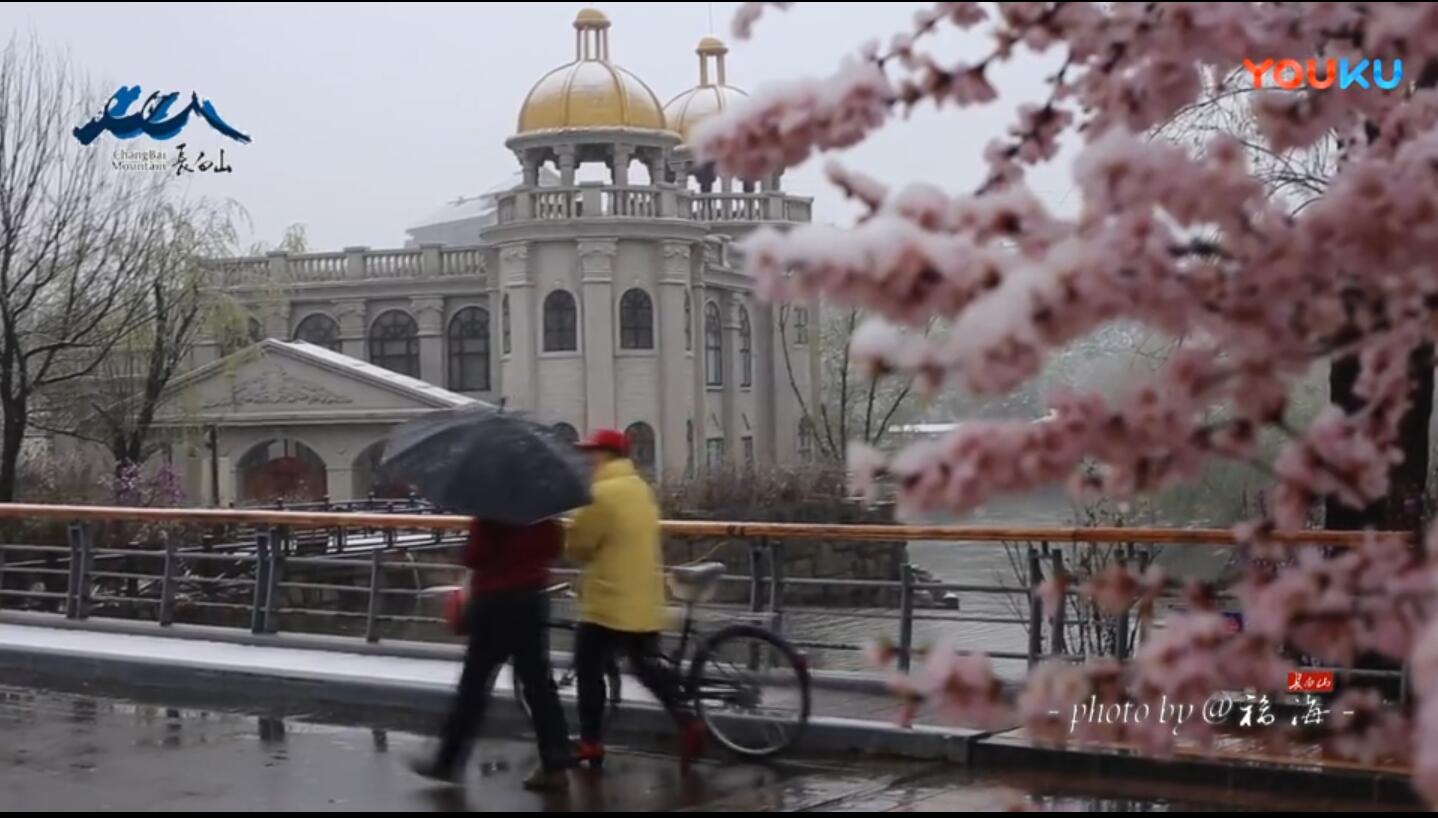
[612,143,631,186]
[721,292,740,462]
[754,301,778,466]
[265,297,292,341]
[579,239,617,431]
[411,297,446,387]
[657,242,692,476]
[498,243,536,411]
[343,246,368,281]
[557,145,577,187]
[334,300,368,361]
[519,150,540,186]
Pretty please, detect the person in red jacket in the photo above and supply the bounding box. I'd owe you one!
[411,517,570,791]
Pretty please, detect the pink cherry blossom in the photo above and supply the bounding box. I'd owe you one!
[731,1,793,40]
[720,2,1438,798]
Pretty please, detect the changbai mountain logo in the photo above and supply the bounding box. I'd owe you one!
[73,85,252,146]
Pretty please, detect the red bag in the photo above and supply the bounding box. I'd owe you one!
[444,586,469,636]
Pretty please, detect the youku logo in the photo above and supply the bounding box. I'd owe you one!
[1242,57,1403,91]
[73,86,252,146]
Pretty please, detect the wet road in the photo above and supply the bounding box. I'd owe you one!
[0,682,1408,811]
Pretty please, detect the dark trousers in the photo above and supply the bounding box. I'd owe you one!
[575,622,687,741]
[435,590,570,773]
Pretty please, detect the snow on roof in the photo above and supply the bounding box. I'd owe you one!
[406,168,561,231]
[276,340,488,409]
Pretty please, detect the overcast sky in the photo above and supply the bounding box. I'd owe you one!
[12,2,1075,251]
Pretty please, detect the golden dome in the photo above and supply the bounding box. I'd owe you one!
[664,36,748,143]
[696,35,727,55]
[574,7,610,28]
[515,9,667,134]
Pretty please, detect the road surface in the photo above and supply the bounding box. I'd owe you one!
[0,680,1410,811]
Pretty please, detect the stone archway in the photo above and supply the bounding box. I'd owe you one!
[237,439,328,503]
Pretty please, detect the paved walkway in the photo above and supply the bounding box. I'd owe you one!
[0,682,1407,812]
[0,621,1418,808]
[0,620,905,723]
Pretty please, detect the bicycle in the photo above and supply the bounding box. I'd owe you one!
[514,563,813,760]
[515,583,623,717]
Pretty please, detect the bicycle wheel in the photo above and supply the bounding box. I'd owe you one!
[687,625,811,759]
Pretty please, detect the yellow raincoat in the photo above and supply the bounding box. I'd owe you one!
[565,458,666,633]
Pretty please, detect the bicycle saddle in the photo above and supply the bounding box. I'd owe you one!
[668,561,726,603]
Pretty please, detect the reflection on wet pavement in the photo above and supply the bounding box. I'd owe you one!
[0,684,1411,811]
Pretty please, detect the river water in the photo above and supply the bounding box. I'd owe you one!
[780,492,1234,678]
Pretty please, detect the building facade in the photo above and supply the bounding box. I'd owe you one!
[191,8,820,503]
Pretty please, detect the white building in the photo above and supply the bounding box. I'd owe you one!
[182,8,820,505]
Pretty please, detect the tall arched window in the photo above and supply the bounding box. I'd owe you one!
[501,293,512,356]
[704,302,723,386]
[738,306,753,388]
[293,313,340,351]
[369,310,419,377]
[684,292,693,351]
[625,422,656,472]
[794,307,810,345]
[552,423,579,445]
[247,317,265,343]
[447,306,491,391]
[543,290,578,352]
[619,288,654,350]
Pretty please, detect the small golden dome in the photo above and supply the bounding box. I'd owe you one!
[696,35,728,55]
[574,7,610,28]
[664,36,747,143]
[516,9,667,134]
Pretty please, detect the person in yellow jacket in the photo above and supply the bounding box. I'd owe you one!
[568,428,702,767]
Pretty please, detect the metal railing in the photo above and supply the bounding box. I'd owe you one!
[0,502,1401,678]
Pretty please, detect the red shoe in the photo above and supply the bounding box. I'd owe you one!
[574,740,605,769]
[678,718,706,765]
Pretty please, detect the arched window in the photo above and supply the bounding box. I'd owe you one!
[794,307,810,345]
[684,292,693,352]
[543,290,577,352]
[293,313,340,351]
[501,293,512,355]
[247,317,265,343]
[552,423,579,445]
[704,302,723,386]
[625,422,656,472]
[619,288,654,350]
[447,307,491,391]
[237,438,327,503]
[369,310,419,377]
[738,306,753,388]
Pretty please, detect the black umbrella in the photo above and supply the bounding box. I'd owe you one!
[379,406,591,524]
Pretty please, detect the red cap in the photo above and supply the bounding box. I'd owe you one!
[576,428,629,456]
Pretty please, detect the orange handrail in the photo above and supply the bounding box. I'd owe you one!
[0,502,1407,547]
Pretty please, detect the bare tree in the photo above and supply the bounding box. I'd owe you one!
[777,304,921,461]
[1156,66,1432,534]
[38,201,244,472]
[0,36,189,501]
